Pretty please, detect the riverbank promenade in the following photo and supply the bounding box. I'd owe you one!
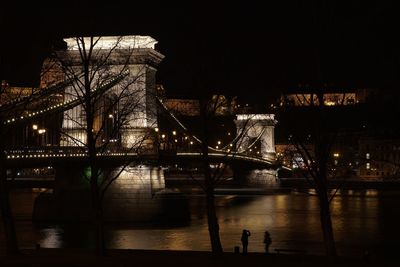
[1,248,396,267]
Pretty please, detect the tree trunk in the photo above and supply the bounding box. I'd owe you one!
[89,164,106,256]
[318,189,337,260]
[95,204,105,255]
[199,99,223,254]
[206,189,223,254]
[0,126,19,255]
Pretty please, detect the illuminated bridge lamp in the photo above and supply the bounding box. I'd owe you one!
[32,124,38,130]
[155,127,159,132]
[161,134,166,139]
[172,130,176,136]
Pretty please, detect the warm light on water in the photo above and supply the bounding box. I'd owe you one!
[4,187,400,258]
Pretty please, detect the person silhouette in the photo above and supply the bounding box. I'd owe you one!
[241,229,251,254]
[263,231,272,254]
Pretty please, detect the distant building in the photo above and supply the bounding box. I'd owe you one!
[163,99,200,116]
[279,89,371,107]
[40,57,65,88]
[162,94,237,116]
[358,138,400,179]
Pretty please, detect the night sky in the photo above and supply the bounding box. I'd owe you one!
[1,0,399,102]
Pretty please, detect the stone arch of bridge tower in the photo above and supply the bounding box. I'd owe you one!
[234,114,277,159]
[58,35,164,148]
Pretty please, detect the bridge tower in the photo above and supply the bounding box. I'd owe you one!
[234,114,277,159]
[60,36,164,148]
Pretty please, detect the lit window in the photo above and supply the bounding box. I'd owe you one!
[366,163,370,170]
[366,153,370,159]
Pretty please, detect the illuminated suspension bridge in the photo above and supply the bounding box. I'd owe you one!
[2,35,279,170]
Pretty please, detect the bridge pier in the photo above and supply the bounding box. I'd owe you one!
[232,164,278,187]
[33,163,189,222]
[245,169,278,186]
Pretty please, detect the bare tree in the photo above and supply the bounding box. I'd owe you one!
[54,35,161,255]
[159,93,267,254]
[278,91,357,259]
[0,106,18,254]
[0,80,50,254]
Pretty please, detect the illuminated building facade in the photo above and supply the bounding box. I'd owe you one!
[279,89,371,107]
[359,138,400,179]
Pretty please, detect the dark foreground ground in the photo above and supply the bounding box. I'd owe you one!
[1,249,398,267]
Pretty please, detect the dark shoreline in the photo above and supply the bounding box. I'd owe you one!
[1,248,393,266]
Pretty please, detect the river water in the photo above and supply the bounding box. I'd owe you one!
[4,187,400,258]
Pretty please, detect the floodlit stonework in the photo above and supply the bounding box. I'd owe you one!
[235,114,277,159]
[59,36,164,148]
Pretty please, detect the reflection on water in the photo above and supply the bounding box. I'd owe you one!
[29,189,400,257]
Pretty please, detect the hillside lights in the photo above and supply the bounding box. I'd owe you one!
[32,124,38,130]
[38,129,46,134]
